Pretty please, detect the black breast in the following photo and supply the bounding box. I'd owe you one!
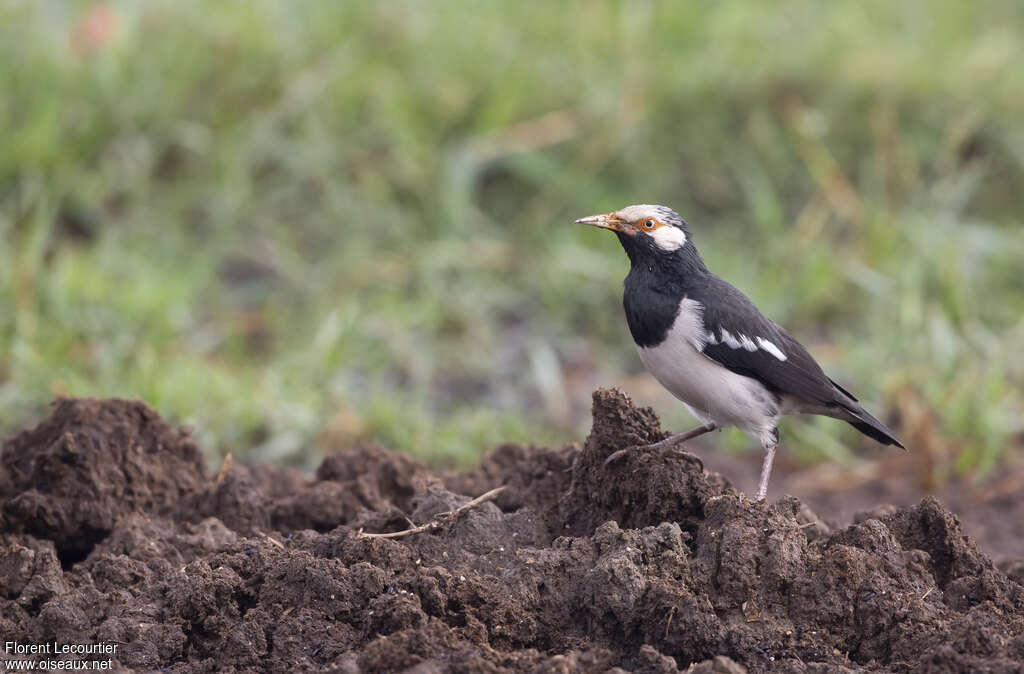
[622,265,684,348]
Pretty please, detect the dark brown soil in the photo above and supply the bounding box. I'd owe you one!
[2,392,1023,673]
[698,448,1024,564]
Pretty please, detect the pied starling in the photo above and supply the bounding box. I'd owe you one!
[577,204,904,500]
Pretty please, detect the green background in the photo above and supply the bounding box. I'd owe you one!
[2,2,1022,480]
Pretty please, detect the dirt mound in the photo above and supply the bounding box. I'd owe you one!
[0,398,206,568]
[1,390,1022,672]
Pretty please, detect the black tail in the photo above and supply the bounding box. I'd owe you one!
[848,419,905,449]
[827,378,905,449]
[845,406,905,449]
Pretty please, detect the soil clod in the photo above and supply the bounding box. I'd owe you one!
[1,389,1022,672]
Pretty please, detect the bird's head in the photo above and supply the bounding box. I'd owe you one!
[576,204,696,265]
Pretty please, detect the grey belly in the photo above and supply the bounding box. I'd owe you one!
[637,338,779,440]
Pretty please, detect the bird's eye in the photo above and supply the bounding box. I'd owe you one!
[643,219,656,229]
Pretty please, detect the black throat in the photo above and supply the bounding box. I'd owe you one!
[617,232,710,348]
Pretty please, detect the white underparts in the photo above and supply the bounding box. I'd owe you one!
[649,225,686,251]
[637,298,779,445]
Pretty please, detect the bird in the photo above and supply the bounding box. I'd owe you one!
[576,204,904,501]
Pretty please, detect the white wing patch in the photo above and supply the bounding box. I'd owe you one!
[756,337,787,361]
[705,328,788,361]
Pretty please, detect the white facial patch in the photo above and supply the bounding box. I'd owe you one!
[649,225,687,251]
[613,204,688,251]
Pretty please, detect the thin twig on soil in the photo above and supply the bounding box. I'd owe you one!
[258,531,285,549]
[215,453,233,486]
[357,486,507,539]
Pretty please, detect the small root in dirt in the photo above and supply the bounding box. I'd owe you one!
[257,530,285,549]
[358,486,507,539]
[215,452,233,486]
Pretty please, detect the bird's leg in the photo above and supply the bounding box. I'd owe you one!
[604,422,717,466]
[755,442,777,501]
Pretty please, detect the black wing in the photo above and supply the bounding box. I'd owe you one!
[693,276,840,406]
[690,276,904,448]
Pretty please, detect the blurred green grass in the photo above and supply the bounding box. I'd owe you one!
[1,1,1022,478]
